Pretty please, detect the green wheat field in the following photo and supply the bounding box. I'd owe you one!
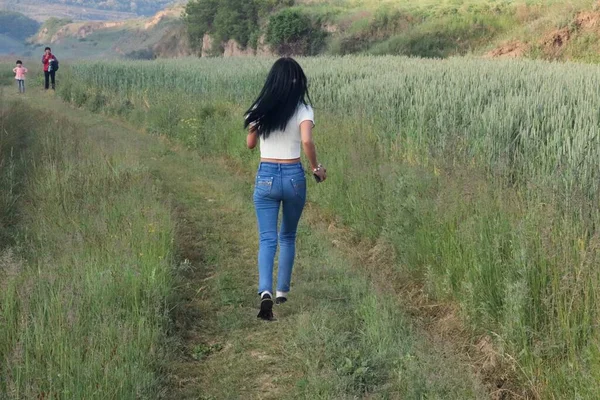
[2,55,600,398]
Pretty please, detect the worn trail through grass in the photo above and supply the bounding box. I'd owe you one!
[16,88,493,399]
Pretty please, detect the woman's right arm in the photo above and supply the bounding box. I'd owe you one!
[300,121,326,181]
[247,126,258,149]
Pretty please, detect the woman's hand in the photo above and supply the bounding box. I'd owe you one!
[313,164,327,182]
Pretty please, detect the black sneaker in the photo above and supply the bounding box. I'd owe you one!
[257,293,274,321]
[275,296,287,305]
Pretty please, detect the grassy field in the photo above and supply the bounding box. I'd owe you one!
[0,72,495,398]
[0,93,175,397]
[51,55,600,398]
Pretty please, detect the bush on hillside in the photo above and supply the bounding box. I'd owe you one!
[125,47,156,60]
[327,8,412,56]
[266,9,326,55]
[185,0,293,54]
[368,8,411,39]
[328,35,371,56]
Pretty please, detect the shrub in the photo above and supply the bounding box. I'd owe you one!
[326,8,412,56]
[72,85,89,108]
[87,89,107,112]
[185,0,293,53]
[266,9,326,55]
[125,48,156,60]
[328,34,371,55]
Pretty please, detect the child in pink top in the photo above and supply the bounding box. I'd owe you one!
[13,60,28,94]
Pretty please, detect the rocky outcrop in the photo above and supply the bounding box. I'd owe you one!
[201,34,214,57]
[201,34,273,57]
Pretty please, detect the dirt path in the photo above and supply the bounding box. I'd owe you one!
[16,89,492,399]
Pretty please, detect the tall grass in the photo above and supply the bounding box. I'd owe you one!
[0,97,33,245]
[0,100,174,398]
[70,57,600,203]
[60,56,600,397]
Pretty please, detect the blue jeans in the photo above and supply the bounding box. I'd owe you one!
[254,162,306,295]
[17,80,25,93]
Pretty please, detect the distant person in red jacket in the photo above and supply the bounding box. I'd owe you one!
[42,47,59,90]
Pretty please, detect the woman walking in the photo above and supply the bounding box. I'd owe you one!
[245,58,327,321]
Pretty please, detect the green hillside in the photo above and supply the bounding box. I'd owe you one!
[28,6,189,60]
[0,11,40,41]
[185,0,600,61]
[0,11,39,54]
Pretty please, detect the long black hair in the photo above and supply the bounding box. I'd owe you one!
[244,57,312,139]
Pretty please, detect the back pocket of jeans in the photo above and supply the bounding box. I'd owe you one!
[255,176,274,196]
[290,176,306,199]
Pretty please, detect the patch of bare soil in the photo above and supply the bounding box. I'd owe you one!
[539,10,600,58]
[486,41,529,58]
[575,11,600,30]
[144,10,170,30]
[487,9,600,60]
[542,27,571,51]
[144,6,184,30]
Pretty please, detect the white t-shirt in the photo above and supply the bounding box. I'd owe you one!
[258,104,314,160]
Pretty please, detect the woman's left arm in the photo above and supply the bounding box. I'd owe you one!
[247,126,258,149]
